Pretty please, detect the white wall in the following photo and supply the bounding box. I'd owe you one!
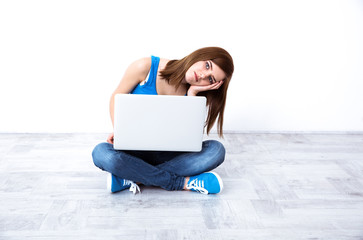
[1,0,362,133]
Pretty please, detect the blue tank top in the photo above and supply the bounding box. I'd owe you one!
[131,56,159,95]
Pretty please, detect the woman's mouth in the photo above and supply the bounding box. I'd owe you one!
[194,72,198,82]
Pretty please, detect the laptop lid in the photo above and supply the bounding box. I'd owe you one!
[113,94,206,152]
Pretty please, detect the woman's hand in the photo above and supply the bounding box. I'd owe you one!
[187,81,223,96]
[107,132,114,144]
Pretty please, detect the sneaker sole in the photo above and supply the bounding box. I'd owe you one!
[107,173,112,192]
[209,172,223,193]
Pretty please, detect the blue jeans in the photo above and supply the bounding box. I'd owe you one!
[92,140,225,191]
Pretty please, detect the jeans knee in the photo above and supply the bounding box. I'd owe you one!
[92,142,112,170]
[204,140,226,167]
[207,138,225,150]
[213,140,226,164]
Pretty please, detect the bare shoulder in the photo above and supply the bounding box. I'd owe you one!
[113,57,153,94]
[127,57,152,78]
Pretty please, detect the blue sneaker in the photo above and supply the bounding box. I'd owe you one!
[107,173,140,194]
[186,172,223,194]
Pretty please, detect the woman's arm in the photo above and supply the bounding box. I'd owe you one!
[109,57,151,126]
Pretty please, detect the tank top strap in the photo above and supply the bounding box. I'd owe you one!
[144,56,160,87]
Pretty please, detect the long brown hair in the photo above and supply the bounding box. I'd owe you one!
[160,47,234,137]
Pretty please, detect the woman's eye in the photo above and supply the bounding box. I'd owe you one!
[209,76,213,84]
[206,62,210,69]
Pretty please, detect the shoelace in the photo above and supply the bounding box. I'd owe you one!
[124,180,141,194]
[186,179,208,194]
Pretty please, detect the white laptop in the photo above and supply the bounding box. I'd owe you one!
[113,94,206,152]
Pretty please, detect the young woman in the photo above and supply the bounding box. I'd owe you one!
[92,47,234,194]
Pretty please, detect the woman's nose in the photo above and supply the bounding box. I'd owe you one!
[200,70,211,80]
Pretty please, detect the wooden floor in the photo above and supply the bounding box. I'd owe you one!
[0,133,363,240]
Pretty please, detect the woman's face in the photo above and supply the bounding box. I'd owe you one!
[184,60,226,86]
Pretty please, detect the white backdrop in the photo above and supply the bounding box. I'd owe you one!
[1,0,362,133]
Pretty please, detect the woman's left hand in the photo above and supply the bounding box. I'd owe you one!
[187,81,223,96]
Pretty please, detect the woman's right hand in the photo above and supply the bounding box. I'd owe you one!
[107,132,114,144]
[187,81,223,96]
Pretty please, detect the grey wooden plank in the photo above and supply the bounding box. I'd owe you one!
[1,133,363,240]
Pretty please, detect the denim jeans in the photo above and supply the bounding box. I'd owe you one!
[92,140,225,191]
